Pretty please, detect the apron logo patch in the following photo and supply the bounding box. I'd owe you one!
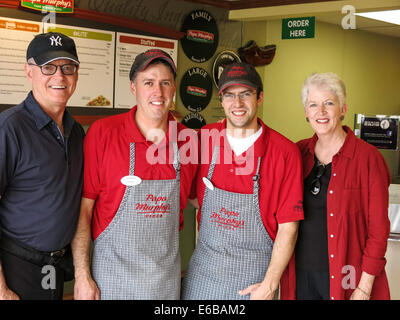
[135,194,171,218]
[210,207,245,231]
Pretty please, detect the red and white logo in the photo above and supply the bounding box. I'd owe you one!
[227,66,247,79]
[135,194,170,218]
[210,207,245,231]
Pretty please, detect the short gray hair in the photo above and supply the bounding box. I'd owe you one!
[301,72,346,109]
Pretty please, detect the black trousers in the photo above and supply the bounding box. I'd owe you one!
[296,268,330,300]
[1,248,65,300]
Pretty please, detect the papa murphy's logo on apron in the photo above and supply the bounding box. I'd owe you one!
[210,208,245,231]
[135,194,171,218]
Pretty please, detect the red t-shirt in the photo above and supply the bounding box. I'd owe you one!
[297,126,391,300]
[83,106,198,240]
[193,118,304,240]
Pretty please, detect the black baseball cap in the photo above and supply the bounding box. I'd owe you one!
[26,32,79,66]
[218,62,263,95]
[129,49,176,81]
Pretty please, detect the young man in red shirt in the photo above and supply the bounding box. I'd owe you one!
[182,62,304,300]
[71,49,197,300]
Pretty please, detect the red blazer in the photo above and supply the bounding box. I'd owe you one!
[296,126,391,300]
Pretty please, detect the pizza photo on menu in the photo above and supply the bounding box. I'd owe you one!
[86,95,111,106]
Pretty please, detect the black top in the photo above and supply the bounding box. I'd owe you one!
[295,157,331,272]
[0,92,84,252]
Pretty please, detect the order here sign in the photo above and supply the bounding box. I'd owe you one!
[282,17,315,39]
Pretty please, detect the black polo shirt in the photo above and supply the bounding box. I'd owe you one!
[0,92,84,252]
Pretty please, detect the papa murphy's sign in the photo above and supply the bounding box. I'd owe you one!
[20,0,74,13]
[180,10,219,63]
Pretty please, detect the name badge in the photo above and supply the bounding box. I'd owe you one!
[121,175,142,186]
[202,177,214,190]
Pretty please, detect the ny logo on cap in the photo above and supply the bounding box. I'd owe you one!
[49,35,62,47]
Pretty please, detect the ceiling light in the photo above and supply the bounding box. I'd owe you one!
[355,10,400,25]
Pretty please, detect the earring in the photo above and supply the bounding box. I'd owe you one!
[306,117,309,122]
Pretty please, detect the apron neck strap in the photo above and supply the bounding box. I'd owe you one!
[129,142,181,176]
[253,157,262,182]
[207,147,262,191]
[129,142,136,176]
[172,142,180,173]
[129,142,180,176]
[207,146,220,180]
[252,156,262,194]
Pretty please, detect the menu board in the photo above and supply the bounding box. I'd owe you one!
[45,24,115,108]
[0,15,178,110]
[114,32,178,109]
[0,17,41,104]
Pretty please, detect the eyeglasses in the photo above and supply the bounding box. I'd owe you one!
[28,63,78,75]
[310,161,326,195]
[221,90,256,102]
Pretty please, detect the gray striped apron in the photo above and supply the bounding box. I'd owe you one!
[182,146,273,300]
[92,142,181,300]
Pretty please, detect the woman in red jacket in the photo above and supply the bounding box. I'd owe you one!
[295,72,391,300]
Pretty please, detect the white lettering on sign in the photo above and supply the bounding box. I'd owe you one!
[73,31,88,37]
[290,30,306,37]
[188,67,208,78]
[364,120,380,127]
[191,10,212,22]
[287,19,310,28]
[282,17,314,39]
[141,39,156,46]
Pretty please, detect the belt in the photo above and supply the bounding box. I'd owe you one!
[0,235,67,266]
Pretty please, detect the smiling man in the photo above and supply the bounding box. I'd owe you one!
[0,32,84,300]
[182,62,304,300]
[72,49,197,300]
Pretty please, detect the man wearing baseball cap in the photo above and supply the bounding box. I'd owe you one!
[0,32,84,300]
[72,49,197,299]
[182,62,303,300]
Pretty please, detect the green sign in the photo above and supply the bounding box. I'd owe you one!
[47,26,112,42]
[282,17,315,39]
[20,0,74,14]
